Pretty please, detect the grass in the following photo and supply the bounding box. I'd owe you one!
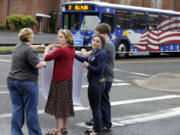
[174,71,180,74]
[131,80,137,86]
[0,47,44,53]
[0,47,13,53]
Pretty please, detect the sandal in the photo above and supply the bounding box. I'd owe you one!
[61,128,68,134]
[45,129,61,135]
[55,130,61,135]
[46,129,56,135]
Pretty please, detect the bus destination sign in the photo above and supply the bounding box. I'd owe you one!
[65,5,95,11]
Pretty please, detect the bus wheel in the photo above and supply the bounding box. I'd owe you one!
[116,43,128,59]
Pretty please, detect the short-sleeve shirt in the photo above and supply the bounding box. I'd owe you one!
[7,42,40,82]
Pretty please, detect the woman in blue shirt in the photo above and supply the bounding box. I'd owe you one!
[75,34,107,135]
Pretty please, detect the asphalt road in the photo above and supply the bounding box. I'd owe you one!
[1,54,180,135]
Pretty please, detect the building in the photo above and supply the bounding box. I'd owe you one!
[0,0,180,33]
[0,0,61,32]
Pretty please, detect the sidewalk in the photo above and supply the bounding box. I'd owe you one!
[134,72,180,93]
[0,31,57,45]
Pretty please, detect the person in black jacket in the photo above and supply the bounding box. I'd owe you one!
[82,23,115,132]
[75,34,107,135]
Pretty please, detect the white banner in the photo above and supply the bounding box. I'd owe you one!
[41,52,84,105]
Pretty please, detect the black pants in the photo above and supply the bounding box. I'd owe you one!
[88,80,105,133]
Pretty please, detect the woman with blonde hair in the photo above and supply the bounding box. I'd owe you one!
[44,29,75,135]
[7,28,46,135]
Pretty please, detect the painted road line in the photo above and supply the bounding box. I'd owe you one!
[0,91,9,94]
[81,83,130,88]
[115,59,180,64]
[0,82,130,94]
[1,85,6,88]
[77,107,180,128]
[114,68,150,77]
[114,79,123,82]
[110,95,180,106]
[0,106,89,119]
[0,59,11,62]
[0,95,180,119]
[113,107,180,125]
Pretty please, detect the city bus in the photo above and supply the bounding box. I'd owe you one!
[60,1,180,58]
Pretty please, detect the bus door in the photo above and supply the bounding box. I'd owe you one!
[148,13,160,53]
[62,13,80,30]
[115,9,131,58]
[130,11,147,53]
[79,13,100,46]
[62,12,100,47]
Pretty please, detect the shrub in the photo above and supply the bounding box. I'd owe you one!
[22,15,37,28]
[7,14,24,30]
[7,14,37,31]
[0,24,8,30]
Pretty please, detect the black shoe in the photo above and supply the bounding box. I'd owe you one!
[85,119,94,126]
[101,127,111,133]
[84,129,93,134]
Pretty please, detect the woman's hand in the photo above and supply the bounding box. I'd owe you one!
[81,49,91,56]
[47,44,55,50]
[35,61,47,69]
[54,44,62,48]
[44,44,55,59]
[40,44,46,49]
[83,61,89,68]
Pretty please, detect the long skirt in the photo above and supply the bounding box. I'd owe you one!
[45,79,74,118]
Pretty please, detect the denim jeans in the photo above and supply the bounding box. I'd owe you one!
[7,80,42,135]
[100,81,112,128]
[88,80,105,133]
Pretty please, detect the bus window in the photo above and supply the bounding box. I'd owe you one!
[148,13,160,30]
[178,16,180,31]
[115,9,131,29]
[63,14,69,29]
[101,13,114,32]
[80,14,100,31]
[160,14,169,31]
[132,12,146,30]
[169,15,177,31]
[62,13,80,30]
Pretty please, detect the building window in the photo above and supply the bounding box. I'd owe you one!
[120,0,131,5]
[151,0,162,8]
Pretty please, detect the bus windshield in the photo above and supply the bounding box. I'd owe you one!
[80,14,100,31]
[62,13,80,30]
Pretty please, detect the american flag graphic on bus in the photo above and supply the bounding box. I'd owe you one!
[127,16,180,52]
